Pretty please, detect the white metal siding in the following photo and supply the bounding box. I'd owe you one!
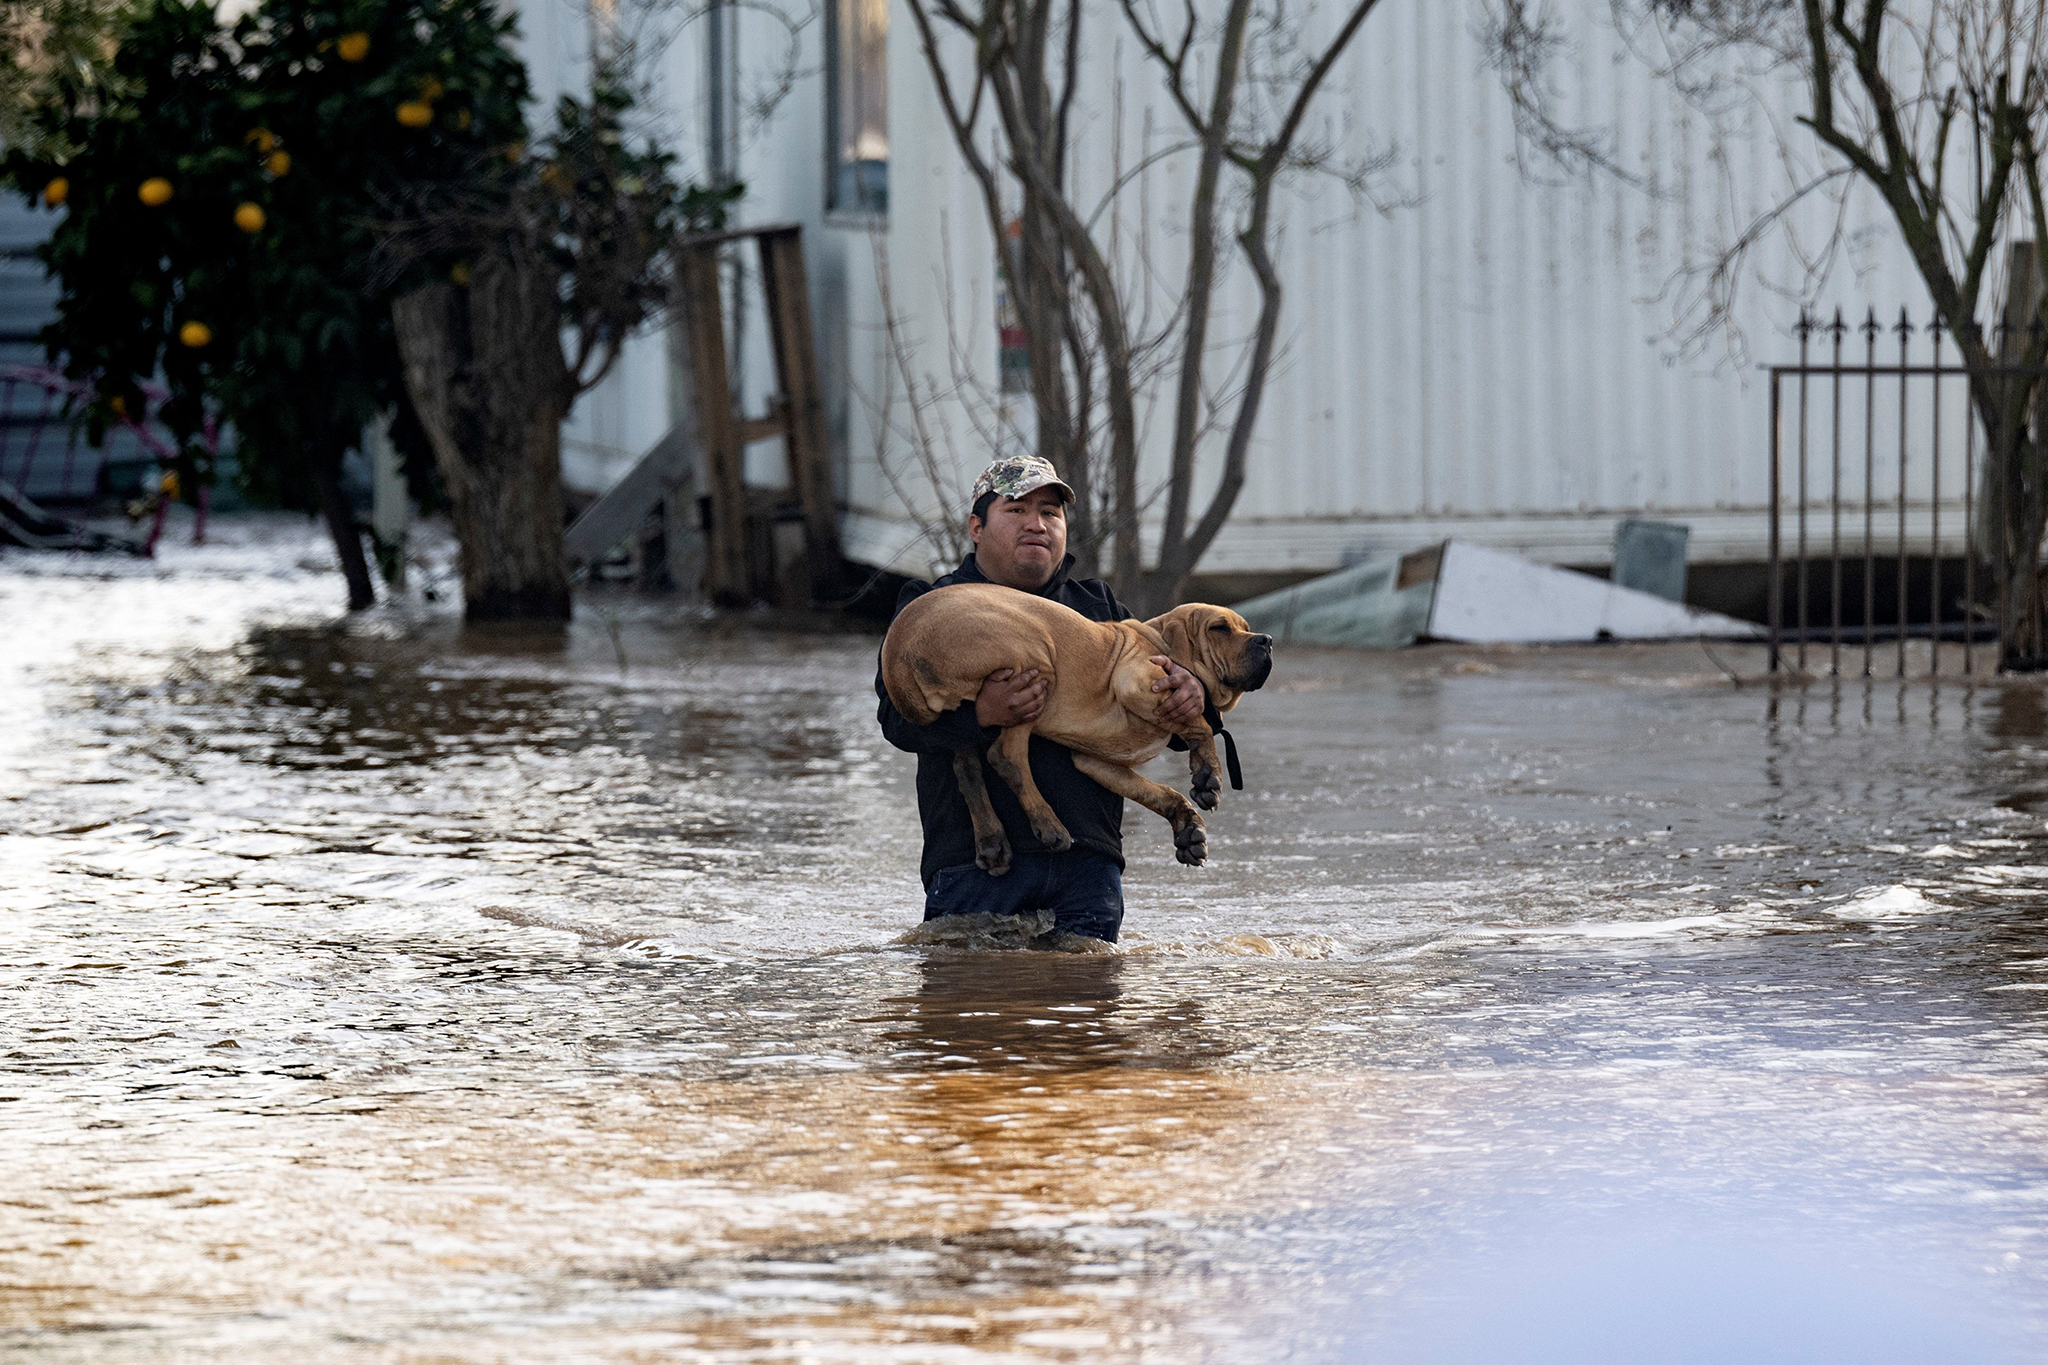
[840,0,1952,578]
[518,0,1966,581]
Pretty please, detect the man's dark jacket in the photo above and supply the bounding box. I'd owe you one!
[876,552,1133,887]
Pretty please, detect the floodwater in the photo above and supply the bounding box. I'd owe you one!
[5,515,2048,1362]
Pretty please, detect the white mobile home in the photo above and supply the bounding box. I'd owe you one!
[524,0,1949,596]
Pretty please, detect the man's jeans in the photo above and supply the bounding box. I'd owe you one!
[922,851,1125,943]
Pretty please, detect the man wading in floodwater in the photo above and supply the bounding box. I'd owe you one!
[876,456,1206,944]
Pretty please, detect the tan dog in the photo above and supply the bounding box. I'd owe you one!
[881,583,1274,872]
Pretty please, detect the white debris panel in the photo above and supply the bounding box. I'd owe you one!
[1236,540,1765,647]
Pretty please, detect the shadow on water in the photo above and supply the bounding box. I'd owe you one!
[109,621,858,777]
[452,617,573,655]
[223,626,589,769]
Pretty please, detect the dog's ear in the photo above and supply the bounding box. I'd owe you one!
[1153,611,1192,664]
[1191,606,1228,672]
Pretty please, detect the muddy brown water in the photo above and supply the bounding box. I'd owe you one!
[5,516,2048,1361]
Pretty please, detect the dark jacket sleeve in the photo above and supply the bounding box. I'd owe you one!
[1076,577,1136,624]
[876,579,993,754]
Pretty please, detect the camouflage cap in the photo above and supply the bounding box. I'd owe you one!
[970,454,1075,511]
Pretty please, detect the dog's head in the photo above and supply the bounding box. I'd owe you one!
[1145,603,1275,713]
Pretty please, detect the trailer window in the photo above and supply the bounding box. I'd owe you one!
[827,0,887,215]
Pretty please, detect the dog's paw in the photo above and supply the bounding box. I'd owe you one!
[1033,820,1074,854]
[1172,813,1208,867]
[1190,766,1221,811]
[976,832,1013,877]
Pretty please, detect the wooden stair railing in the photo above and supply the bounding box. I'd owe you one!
[564,223,840,606]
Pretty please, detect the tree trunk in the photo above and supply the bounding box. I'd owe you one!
[314,459,377,611]
[1983,247,2048,670]
[1154,0,1253,595]
[2003,542,2047,671]
[391,253,573,623]
[1016,199,1088,561]
[1970,372,2047,671]
[1996,423,2048,672]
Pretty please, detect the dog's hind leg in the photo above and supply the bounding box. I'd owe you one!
[984,726,1073,852]
[1070,755,1207,866]
[952,750,1013,876]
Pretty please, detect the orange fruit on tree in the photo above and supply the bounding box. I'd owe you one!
[42,177,68,207]
[417,76,445,102]
[138,177,173,206]
[108,394,127,417]
[337,31,370,62]
[245,127,278,153]
[396,101,433,128]
[449,262,470,285]
[452,108,471,131]
[265,151,291,177]
[178,321,212,348]
[234,202,266,233]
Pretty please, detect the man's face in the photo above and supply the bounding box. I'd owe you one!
[970,487,1069,590]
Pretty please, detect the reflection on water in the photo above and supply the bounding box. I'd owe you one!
[4,516,2048,1360]
[879,954,1237,1077]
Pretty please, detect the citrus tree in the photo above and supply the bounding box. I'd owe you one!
[1,0,138,165]
[384,78,740,620]
[3,0,530,609]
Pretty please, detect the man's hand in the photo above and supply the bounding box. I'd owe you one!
[1151,657,1205,728]
[976,668,1047,728]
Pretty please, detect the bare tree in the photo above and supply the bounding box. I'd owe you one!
[903,0,1392,613]
[1493,0,2048,669]
[606,0,820,162]
[856,230,982,572]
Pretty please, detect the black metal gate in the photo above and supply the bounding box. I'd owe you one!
[1768,309,2048,676]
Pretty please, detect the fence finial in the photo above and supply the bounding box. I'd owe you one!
[1892,307,1914,342]
[1828,306,1849,343]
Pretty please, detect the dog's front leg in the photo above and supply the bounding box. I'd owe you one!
[1180,723,1223,811]
[1070,755,1208,866]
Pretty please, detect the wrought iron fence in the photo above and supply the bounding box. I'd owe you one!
[1767,308,2048,676]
